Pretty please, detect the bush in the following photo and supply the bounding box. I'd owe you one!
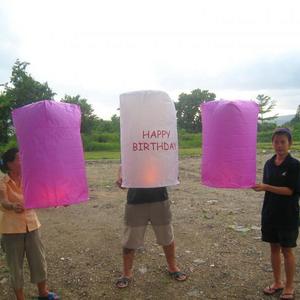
[82,134,120,151]
[92,133,120,143]
[178,130,201,148]
[258,122,276,132]
[84,141,120,151]
[257,131,273,143]
[292,123,300,141]
[0,136,18,154]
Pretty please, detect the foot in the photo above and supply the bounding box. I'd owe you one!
[168,270,187,281]
[116,276,131,289]
[280,288,295,299]
[263,284,284,295]
[38,292,60,300]
[38,290,49,297]
[167,265,187,281]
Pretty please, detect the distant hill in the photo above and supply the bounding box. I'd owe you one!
[275,115,294,125]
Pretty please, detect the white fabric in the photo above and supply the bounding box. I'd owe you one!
[120,90,179,188]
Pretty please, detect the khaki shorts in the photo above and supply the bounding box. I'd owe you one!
[1,229,47,289]
[122,200,174,249]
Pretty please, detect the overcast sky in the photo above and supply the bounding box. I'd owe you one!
[1,0,300,119]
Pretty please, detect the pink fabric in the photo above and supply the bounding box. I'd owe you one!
[201,100,259,188]
[12,100,89,208]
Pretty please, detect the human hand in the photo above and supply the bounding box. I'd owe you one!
[53,204,70,208]
[13,203,25,213]
[252,183,266,192]
[116,178,125,189]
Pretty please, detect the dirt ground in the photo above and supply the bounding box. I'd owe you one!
[1,153,300,300]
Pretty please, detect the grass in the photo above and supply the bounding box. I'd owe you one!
[84,151,120,160]
[84,148,202,160]
[84,143,300,160]
[258,142,300,151]
[3,130,300,160]
[179,147,201,157]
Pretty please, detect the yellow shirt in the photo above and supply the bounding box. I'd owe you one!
[0,175,41,234]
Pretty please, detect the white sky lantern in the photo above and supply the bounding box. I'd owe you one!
[120,90,179,188]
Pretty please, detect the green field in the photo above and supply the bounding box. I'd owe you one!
[84,147,202,160]
[84,143,300,160]
[84,151,120,160]
[258,142,300,151]
[2,129,300,160]
[82,128,300,160]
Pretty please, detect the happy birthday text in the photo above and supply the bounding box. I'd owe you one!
[132,129,177,151]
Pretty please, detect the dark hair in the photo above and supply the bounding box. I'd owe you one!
[0,148,19,174]
[272,128,292,143]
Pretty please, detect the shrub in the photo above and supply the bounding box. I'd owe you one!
[178,130,201,148]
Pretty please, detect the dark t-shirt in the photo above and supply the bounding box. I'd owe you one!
[127,187,168,205]
[262,154,300,229]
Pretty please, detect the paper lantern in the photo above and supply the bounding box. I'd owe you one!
[120,90,179,188]
[201,100,259,188]
[12,100,89,208]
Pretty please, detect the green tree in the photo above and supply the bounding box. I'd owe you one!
[5,59,55,108]
[175,89,216,132]
[92,114,120,133]
[0,93,12,144]
[257,122,277,132]
[110,114,120,132]
[256,94,278,124]
[290,105,300,125]
[61,95,98,134]
[1,60,55,144]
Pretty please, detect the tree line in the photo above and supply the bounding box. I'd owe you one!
[1,60,299,146]
[0,60,120,145]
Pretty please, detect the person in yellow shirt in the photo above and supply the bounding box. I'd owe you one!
[0,148,59,300]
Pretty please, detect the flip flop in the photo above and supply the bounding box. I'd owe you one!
[263,285,284,295]
[280,292,295,299]
[37,292,59,300]
[168,271,187,281]
[116,276,131,289]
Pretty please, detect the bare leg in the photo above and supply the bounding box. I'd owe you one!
[163,241,178,272]
[163,241,186,281]
[37,280,49,297]
[14,288,25,300]
[122,247,135,278]
[270,243,284,288]
[116,248,135,288]
[281,247,295,295]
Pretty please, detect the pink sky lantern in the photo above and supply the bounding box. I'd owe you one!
[201,100,259,188]
[120,90,179,188]
[12,100,89,209]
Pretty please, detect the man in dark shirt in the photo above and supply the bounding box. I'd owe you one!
[115,167,187,288]
[253,128,300,299]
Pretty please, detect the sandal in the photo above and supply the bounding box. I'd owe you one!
[116,276,131,289]
[168,271,187,281]
[38,292,60,300]
[280,292,295,299]
[263,285,284,295]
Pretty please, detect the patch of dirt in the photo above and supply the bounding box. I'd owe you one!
[1,153,300,299]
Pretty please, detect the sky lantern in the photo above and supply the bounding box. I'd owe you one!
[12,100,89,208]
[201,100,259,188]
[120,90,179,188]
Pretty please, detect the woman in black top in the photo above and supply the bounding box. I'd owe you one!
[253,128,300,299]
